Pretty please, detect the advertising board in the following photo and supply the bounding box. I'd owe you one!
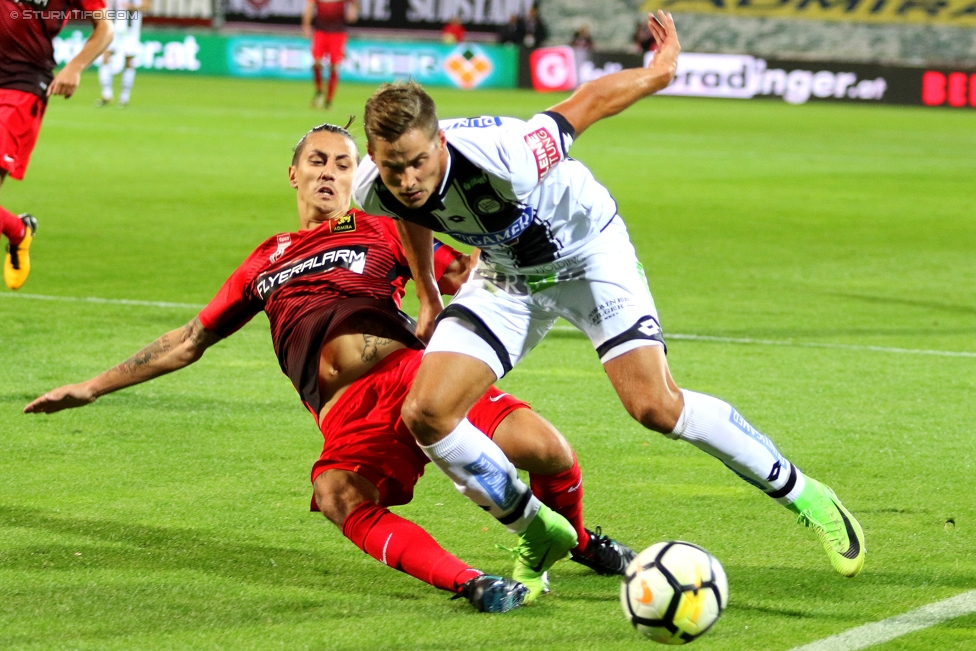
[525,46,976,108]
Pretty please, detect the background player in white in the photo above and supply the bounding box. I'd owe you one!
[354,11,866,579]
[98,0,146,107]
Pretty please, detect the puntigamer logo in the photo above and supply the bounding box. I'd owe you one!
[256,245,367,299]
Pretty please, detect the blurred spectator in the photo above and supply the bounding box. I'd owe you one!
[570,24,594,51]
[498,14,524,45]
[442,14,466,44]
[634,18,656,54]
[522,6,547,48]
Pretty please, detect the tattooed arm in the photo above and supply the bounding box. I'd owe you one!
[24,317,222,414]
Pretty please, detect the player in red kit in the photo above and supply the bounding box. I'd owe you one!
[0,0,113,289]
[302,0,356,109]
[25,123,635,611]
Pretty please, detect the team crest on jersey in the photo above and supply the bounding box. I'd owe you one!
[256,245,367,299]
[332,213,356,233]
[524,127,561,181]
[269,233,292,263]
[475,196,503,214]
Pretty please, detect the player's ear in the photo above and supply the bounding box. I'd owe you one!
[288,165,299,189]
[438,129,447,149]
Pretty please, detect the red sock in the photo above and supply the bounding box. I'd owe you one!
[313,66,323,93]
[530,455,590,552]
[342,501,482,592]
[0,205,25,245]
[327,68,339,104]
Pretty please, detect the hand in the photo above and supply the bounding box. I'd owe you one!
[415,297,444,344]
[47,64,82,98]
[647,11,680,67]
[24,383,97,414]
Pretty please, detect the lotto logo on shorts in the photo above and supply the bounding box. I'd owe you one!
[524,128,561,181]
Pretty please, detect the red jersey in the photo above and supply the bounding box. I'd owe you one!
[198,210,461,414]
[0,0,106,98]
[313,0,348,33]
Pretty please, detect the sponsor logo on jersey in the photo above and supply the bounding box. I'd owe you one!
[464,453,521,511]
[256,245,367,299]
[524,127,561,181]
[447,206,534,247]
[445,116,503,130]
[269,233,292,263]
[331,213,356,233]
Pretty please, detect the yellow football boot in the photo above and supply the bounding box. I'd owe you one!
[4,214,36,291]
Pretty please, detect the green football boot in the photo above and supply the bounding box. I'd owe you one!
[503,504,578,602]
[790,477,866,577]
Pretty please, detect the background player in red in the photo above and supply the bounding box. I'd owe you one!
[25,123,634,611]
[302,0,356,109]
[0,0,113,289]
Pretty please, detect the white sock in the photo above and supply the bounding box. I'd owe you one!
[670,390,806,506]
[120,67,136,104]
[98,64,114,100]
[421,418,541,533]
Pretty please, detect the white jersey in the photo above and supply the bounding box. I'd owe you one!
[353,112,618,271]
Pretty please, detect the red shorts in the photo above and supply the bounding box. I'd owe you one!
[310,348,529,507]
[311,31,347,64]
[0,89,46,181]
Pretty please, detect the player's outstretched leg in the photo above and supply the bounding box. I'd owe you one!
[504,503,577,602]
[789,477,865,577]
[606,345,865,577]
[97,60,114,106]
[3,213,36,290]
[119,65,137,108]
[311,62,325,108]
[570,526,637,576]
[453,575,529,613]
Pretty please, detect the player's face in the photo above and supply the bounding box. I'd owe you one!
[369,128,447,210]
[289,131,358,217]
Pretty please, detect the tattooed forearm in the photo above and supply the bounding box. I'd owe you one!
[361,333,394,362]
[181,317,221,349]
[115,336,174,375]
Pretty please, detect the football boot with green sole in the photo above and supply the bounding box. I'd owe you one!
[500,504,577,602]
[790,477,866,577]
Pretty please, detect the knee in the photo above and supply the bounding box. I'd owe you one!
[401,395,460,445]
[623,387,684,434]
[313,470,378,528]
[535,435,574,474]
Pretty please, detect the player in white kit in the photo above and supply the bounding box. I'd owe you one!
[97,0,145,107]
[354,11,866,583]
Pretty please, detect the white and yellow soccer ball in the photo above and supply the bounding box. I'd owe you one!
[620,541,729,645]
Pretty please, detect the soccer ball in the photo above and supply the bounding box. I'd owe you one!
[620,541,728,644]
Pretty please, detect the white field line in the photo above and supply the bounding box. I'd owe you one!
[0,292,204,310]
[551,326,976,359]
[3,292,975,359]
[787,589,976,651]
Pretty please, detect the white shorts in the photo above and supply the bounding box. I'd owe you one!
[108,29,141,58]
[425,216,665,379]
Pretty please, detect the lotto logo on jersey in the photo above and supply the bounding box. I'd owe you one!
[256,245,367,299]
[524,128,561,181]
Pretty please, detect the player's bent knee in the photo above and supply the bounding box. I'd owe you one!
[625,391,683,434]
[313,470,379,528]
[400,396,461,445]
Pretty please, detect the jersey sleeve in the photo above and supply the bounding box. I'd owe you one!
[433,239,464,281]
[197,251,266,339]
[503,111,576,197]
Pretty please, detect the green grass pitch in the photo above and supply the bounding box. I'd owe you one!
[1,73,974,650]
